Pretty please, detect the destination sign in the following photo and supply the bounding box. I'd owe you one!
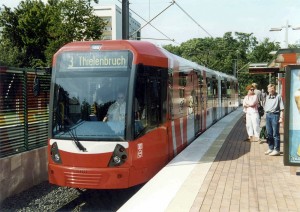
[57,51,132,72]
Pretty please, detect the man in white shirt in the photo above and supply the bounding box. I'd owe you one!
[103,92,126,122]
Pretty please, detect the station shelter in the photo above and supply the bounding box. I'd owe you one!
[248,48,300,102]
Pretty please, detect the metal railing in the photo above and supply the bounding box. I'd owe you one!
[0,67,51,158]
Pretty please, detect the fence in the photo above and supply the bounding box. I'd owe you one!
[0,67,51,158]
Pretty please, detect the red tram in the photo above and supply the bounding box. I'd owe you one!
[48,40,238,189]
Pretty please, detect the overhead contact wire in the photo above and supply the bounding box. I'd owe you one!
[129,1,175,39]
[173,0,213,38]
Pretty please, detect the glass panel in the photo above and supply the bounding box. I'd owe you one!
[57,51,131,72]
[52,76,129,141]
[134,65,167,138]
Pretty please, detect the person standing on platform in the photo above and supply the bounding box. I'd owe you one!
[259,88,267,144]
[252,83,262,105]
[261,89,267,106]
[243,85,260,142]
[264,84,284,156]
[252,82,265,143]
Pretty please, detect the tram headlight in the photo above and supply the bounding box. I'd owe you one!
[50,142,62,164]
[113,156,121,164]
[108,144,127,167]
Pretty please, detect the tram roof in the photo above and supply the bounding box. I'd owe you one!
[159,47,219,76]
[158,45,235,80]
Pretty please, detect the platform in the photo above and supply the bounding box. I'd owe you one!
[119,107,300,212]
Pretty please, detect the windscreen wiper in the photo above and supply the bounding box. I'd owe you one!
[69,129,87,152]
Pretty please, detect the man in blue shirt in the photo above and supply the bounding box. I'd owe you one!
[264,84,284,156]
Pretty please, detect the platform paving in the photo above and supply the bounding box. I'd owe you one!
[190,115,300,212]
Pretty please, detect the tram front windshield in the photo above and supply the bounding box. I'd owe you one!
[51,50,131,141]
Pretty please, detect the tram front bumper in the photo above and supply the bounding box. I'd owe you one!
[48,164,130,189]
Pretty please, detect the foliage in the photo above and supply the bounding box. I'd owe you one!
[0,39,25,67]
[0,0,105,67]
[241,38,281,94]
[288,43,300,48]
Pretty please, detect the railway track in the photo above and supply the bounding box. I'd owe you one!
[0,181,143,211]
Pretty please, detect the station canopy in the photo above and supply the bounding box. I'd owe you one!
[248,48,300,74]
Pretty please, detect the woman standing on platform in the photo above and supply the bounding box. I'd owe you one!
[243,85,260,142]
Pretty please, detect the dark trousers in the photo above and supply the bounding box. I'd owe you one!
[265,113,280,151]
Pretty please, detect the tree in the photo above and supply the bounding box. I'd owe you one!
[247,38,280,63]
[0,39,25,67]
[162,44,183,56]
[45,0,105,65]
[0,1,52,67]
[241,38,281,93]
[0,0,105,67]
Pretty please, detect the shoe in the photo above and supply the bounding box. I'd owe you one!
[269,150,280,156]
[264,149,273,155]
[244,138,250,142]
[259,140,265,144]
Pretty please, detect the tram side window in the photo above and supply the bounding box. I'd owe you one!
[221,80,227,96]
[134,65,167,137]
[212,79,218,96]
[199,74,206,104]
[227,81,232,97]
[207,79,212,96]
[207,78,218,97]
[206,78,213,108]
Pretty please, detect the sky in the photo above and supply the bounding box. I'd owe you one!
[1,0,300,47]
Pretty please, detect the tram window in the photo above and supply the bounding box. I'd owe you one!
[221,81,227,96]
[52,76,129,140]
[179,72,188,98]
[212,79,218,95]
[179,89,185,98]
[134,65,167,138]
[179,72,187,86]
[198,74,204,102]
[227,81,232,96]
[168,72,173,118]
[207,79,212,96]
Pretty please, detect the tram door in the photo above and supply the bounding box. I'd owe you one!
[133,65,169,176]
[221,80,228,116]
[194,72,202,134]
[212,78,218,123]
[187,71,199,139]
[197,73,207,133]
[200,73,207,131]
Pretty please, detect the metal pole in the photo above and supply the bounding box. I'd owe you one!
[279,20,289,93]
[233,59,237,78]
[285,20,289,48]
[122,0,129,40]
